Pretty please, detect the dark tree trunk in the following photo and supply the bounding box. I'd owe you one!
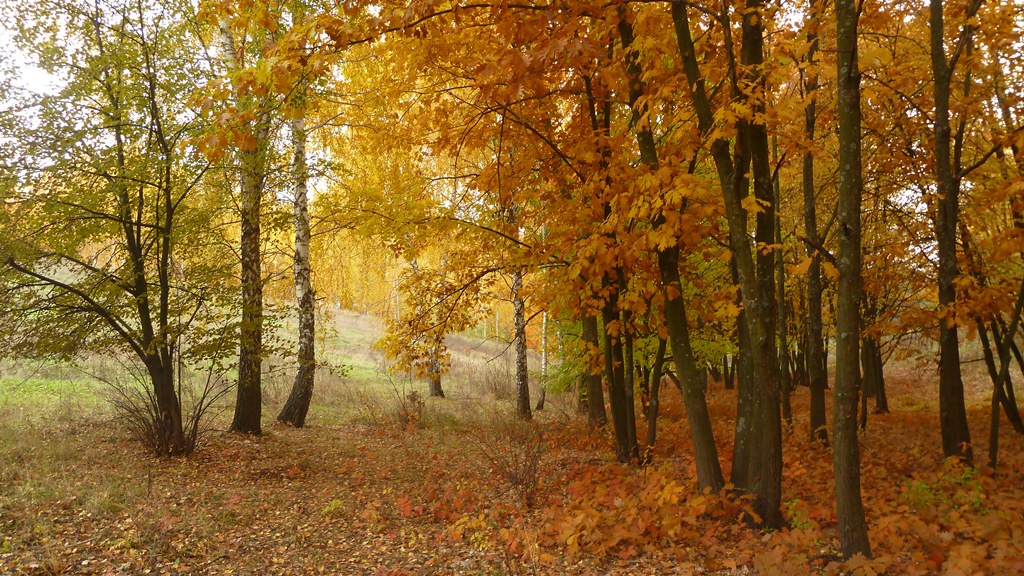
[802,4,828,445]
[774,136,793,428]
[960,221,1024,435]
[602,296,633,463]
[621,306,638,459]
[618,4,724,482]
[709,360,723,383]
[277,281,315,427]
[977,321,1024,440]
[930,0,975,463]
[577,373,588,415]
[981,275,1024,466]
[223,25,269,436]
[582,315,607,427]
[644,338,668,463]
[861,335,887,414]
[1003,331,1024,430]
[659,247,726,490]
[704,0,784,528]
[639,364,651,411]
[148,358,187,455]
[732,309,754,487]
[833,0,872,556]
[232,174,264,435]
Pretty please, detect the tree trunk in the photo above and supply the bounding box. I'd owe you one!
[994,323,1024,433]
[930,0,974,462]
[618,4,723,481]
[802,4,828,446]
[731,310,754,488]
[833,0,872,556]
[582,315,607,426]
[659,247,726,490]
[667,0,778,502]
[977,321,1024,441]
[645,338,668,463]
[220,23,267,436]
[709,359,723,383]
[428,354,445,398]
[536,311,547,411]
[960,220,1023,434]
[231,136,266,435]
[983,273,1024,466]
[278,80,316,428]
[513,268,531,420]
[148,358,187,456]
[602,294,633,462]
[719,0,784,528]
[621,307,638,460]
[774,136,793,427]
[861,334,887,414]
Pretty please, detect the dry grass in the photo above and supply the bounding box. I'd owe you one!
[2,314,1024,575]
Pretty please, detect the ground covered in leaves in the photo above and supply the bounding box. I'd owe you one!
[2,367,1024,575]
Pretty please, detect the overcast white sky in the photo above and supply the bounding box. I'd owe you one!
[0,23,63,96]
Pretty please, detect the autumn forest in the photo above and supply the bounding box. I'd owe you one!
[1,0,1023,573]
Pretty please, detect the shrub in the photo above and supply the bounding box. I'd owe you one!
[473,413,545,508]
[105,361,229,456]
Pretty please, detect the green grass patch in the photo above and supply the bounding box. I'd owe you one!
[0,376,105,409]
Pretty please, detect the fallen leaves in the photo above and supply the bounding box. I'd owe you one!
[2,369,1024,575]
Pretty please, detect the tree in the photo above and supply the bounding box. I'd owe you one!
[512,266,531,419]
[581,315,607,426]
[801,0,829,445]
[0,0,229,455]
[206,0,278,435]
[833,0,872,557]
[617,0,724,486]
[277,1,316,428]
[929,0,982,463]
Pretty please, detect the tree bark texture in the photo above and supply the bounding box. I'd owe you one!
[232,146,265,435]
[428,355,445,398]
[513,268,532,420]
[277,94,316,428]
[834,0,872,556]
[727,0,784,528]
[602,299,633,462]
[774,136,793,427]
[645,338,668,459]
[220,22,267,436]
[929,0,974,462]
[582,315,607,426]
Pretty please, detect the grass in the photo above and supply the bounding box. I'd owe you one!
[0,309,552,574]
[10,309,1022,574]
[1,339,1023,575]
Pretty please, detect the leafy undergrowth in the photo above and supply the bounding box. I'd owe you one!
[2,374,1024,575]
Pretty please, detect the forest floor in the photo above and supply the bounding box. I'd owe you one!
[2,314,1024,575]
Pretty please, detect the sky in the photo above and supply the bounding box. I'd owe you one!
[0,21,63,97]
